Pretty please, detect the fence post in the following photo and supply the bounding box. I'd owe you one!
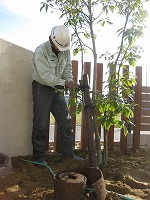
[120,65,129,153]
[133,66,142,152]
[108,66,114,151]
[81,74,98,167]
[120,115,127,152]
[108,126,114,151]
[81,62,91,150]
[96,63,103,138]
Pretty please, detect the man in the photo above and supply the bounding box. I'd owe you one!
[32,25,82,164]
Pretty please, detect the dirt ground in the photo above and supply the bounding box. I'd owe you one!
[0,145,150,200]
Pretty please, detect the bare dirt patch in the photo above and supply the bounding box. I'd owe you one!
[0,147,150,200]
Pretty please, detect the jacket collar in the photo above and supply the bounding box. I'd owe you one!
[45,41,63,57]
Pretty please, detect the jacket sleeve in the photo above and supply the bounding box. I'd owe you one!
[34,47,66,87]
[62,51,74,82]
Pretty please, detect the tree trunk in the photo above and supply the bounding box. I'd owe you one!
[80,74,98,167]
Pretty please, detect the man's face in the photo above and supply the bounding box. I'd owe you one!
[50,37,60,52]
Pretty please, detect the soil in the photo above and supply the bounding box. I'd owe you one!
[0,146,150,200]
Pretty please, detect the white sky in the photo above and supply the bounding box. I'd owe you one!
[0,0,150,85]
[0,0,65,51]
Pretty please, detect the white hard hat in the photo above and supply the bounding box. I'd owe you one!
[50,25,70,51]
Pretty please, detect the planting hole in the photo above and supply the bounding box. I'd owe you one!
[68,175,77,179]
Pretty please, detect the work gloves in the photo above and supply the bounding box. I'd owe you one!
[65,80,80,90]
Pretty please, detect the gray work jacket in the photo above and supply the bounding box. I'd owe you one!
[32,41,73,89]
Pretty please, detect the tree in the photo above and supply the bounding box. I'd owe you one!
[40,0,149,166]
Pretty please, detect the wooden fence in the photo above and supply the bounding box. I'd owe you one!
[45,61,148,153]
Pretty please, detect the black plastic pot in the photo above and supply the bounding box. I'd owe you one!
[54,171,87,200]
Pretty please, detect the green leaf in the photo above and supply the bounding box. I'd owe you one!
[40,4,45,12]
[73,47,81,56]
[77,102,83,113]
[84,32,90,39]
[124,126,128,137]
[129,58,136,66]
[109,5,115,12]
[45,4,48,12]
[107,21,113,25]
[101,21,105,27]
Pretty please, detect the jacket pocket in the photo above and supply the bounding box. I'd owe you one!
[47,58,57,75]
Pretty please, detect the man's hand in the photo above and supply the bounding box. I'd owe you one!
[65,81,79,89]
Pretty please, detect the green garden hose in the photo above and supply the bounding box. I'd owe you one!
[86,187,134,200]
[21,159,55,177]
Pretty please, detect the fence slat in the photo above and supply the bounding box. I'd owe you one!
[142,94,150,101]
[120,65,129,153]
[81,74,98,167]
[96,63,103,93]
[81,62,91,149]
[96,63,103,138]
[141,101,150,108]
[141,124,150,131]
[108,126,114,151]
[141,109,150,116]
[133,66,142,152]
[120,116,127,153]
[141,116,150,124]
[142,86,150,93]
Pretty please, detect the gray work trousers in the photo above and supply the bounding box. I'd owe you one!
[32,81,74,158]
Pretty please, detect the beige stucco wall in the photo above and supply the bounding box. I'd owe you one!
[0,38,34,157]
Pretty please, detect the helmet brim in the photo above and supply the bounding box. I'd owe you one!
[51,37,70,52]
